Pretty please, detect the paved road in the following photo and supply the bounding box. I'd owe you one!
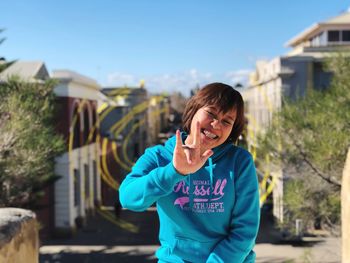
[40,208,341,263]
[40,208,160,263]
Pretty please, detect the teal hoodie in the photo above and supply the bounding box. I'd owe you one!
[119,133,260,263]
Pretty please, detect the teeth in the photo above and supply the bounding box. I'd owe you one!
[203,129,218,139]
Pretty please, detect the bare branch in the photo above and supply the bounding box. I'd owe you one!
[295,143,342,189]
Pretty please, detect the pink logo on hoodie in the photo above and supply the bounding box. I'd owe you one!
[173,179,227,211]
[173,197,189,209]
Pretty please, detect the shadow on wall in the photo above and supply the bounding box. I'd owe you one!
[256,207,283,244]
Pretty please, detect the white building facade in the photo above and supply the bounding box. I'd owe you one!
[242,11,350,221]
[53,70,102,234]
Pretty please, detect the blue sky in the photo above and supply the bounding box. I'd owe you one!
[1,1,349,95]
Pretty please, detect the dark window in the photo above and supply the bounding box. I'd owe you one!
[93,161,97,201]
[328,30,340,42]
[342,30,350,41]
[83,109,89,145]
[74,169,80,206]
[84,164,90,199]
[73,108,81,149]
[92,112,97,142]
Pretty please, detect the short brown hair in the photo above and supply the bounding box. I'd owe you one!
[182,82,244,143]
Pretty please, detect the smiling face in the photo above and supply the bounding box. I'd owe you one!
[185,105,237,153]
[182,83,245,148]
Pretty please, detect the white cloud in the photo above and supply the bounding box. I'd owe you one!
[225,69,252,87]
[248,55,271,65]
[105,68,252,96]
[106,72,139,87]
[145,69,213,96]
[106,69,213,96]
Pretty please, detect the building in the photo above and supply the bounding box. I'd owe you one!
[148,95,171,145]
[242,11,350,221]
[98,84,171,207]
[98,85,149,206]
[52,70,102,235]
[0,60,49,83]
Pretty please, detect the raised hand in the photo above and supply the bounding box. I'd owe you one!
[173,122,213,175]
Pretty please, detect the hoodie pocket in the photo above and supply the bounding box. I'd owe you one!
[172,236,217,262]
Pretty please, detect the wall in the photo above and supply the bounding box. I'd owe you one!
[0,208,38,263]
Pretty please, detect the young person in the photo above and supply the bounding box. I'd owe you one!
[119,82,260,263]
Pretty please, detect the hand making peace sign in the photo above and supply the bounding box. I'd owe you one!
[173,121,213,175]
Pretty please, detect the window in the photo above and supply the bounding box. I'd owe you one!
[93,161,97,201]
[84,164,90,199]
[342,30,350,41]
[83,109,89,145]
[74,169,80,207]
[328,30,340,42]
[73,108,81,149]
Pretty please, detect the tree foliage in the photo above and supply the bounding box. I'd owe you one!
[0,76,65,207]
[256,53,350,232]
[0,29,15,73]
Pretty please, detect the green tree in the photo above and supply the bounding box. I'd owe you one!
[0,76,65,208]
[257,53,350,233]
[0,29,15,72]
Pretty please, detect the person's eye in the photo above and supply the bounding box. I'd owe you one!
[222,120,233,126]
[205,110,215,117]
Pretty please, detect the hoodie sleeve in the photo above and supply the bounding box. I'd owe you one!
[206,152,260,263]
[119,146,185,212]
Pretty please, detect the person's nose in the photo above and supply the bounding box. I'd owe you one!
[211,118,221,129]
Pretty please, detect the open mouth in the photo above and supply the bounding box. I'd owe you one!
[201,129,218,140]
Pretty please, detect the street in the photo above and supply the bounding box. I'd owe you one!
[40,208,341,263]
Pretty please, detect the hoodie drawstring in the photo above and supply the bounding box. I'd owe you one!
[209,157,214,201]
[188,174,193,210]
[189,158,214,209]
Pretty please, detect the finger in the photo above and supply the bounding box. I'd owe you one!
[184,148,192,164]
[193,121,201,147]
[201,149,213,162]
[175,130,183,151]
